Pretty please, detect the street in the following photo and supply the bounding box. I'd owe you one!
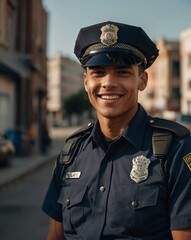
[0,126,80,240]
[0,160,54,240]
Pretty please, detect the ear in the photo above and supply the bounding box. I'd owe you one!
[83,72,88,92]
[138,71,148,91]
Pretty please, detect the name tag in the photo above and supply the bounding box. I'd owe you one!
[65,172,81,179]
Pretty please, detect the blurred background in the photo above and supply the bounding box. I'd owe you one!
[0,0,191,239]
[0,0,191,157]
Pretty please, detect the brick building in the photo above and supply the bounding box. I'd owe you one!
[180,28,191,114]
[0,0,48,154]
[139,38,181,115]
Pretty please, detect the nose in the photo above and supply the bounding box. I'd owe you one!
[101,74,117,89]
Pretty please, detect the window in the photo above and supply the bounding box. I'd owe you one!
[147,92,154,99]
[188,55,191,67]
[0,94,10,133]
[188,80,191,90]
[172,87,180,99]
[172,60,180,77]
[188,101,191,114]
[0,0,4,41]
[0,0,15,48]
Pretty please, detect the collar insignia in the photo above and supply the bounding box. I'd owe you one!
[130,155,151,183]
[100,24,119,46]
[183,153,191,171]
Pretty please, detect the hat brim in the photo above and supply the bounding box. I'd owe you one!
[82,52,143,67]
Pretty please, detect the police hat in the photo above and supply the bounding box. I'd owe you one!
[74,21,159,69]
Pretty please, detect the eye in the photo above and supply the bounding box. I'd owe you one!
[91,69,105,76]
[94,70,104,74]
[118,70,128,74]
[117,70,131,76]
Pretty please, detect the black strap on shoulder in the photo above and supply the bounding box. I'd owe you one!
[149,117,190,139]
[149,117,190,176]
[59,123,94,165]
[152,129,173,159]
[152,129,174,176]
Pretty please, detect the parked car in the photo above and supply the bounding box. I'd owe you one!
[0,135,15,167]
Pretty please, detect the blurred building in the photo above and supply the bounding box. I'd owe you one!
[0,0,48,154]
[180,28,191,114]
[47,55,84,124]
[139,38,181,115]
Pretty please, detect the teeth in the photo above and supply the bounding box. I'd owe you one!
[101,95,120,99]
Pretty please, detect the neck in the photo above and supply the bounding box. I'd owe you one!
[97,107,138,141]
[100,120,126,141]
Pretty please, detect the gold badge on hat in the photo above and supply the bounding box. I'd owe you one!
[130,155,151,183]
[100,24,119,46]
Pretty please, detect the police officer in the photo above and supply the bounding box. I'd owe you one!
[42,21,191,240]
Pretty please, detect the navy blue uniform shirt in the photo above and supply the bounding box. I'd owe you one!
[42,105,191,240]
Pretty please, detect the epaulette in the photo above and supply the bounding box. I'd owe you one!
[60,122,94,165]
[148,117,190,176]
[149,117,190,139]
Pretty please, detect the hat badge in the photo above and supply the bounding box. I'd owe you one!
[100,24,119,46]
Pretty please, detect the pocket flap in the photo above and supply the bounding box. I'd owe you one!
[134,186,159,209]
[58,185,87,208]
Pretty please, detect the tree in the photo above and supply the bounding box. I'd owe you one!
[64,89,91,115]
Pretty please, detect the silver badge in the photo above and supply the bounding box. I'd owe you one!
[65,172,81,179]
[100,24,119,46]
[130,155,151,183]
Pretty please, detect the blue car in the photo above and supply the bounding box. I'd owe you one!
[0,136,15,167]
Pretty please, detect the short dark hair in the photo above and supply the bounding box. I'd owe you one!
[138,64,145,74]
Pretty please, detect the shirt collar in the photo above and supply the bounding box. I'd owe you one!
[82,104,149,150]
[123,104,149,149]
[81,120,104,150]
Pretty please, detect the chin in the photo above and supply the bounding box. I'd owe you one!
[99,112,120,119]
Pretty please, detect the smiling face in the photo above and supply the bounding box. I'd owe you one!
[84,65,148,125]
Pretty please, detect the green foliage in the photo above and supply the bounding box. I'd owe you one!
[64,89,91,115]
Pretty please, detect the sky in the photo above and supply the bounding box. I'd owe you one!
[43,0,191,61]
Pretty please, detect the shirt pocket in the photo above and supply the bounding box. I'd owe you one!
[131,186,169,235]
[58,185,87,234]
[110,185,160,234]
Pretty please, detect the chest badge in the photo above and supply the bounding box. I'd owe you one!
[130,155,151,183]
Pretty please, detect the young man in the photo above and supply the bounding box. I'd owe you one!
[42,21,191,240]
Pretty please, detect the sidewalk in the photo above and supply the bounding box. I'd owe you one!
[0,126,80,189]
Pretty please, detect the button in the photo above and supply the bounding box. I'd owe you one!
[99,186,105,192]
[131,201,139,208]
[65,198,70,206]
